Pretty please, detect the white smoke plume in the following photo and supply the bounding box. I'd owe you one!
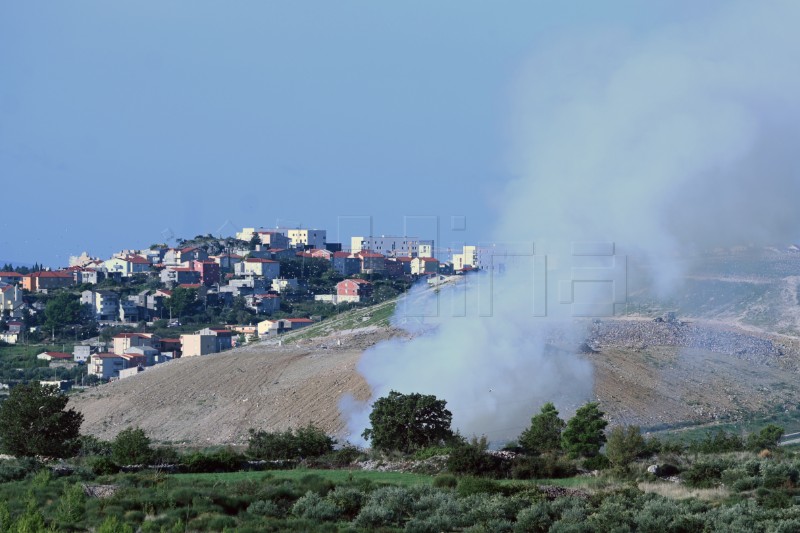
[343,2,800,444]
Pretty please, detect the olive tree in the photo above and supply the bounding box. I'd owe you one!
[0,383,83,458]
[362,391,454,453]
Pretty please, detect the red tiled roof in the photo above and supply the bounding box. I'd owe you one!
[171,267,194,272]
[0,285,14,293]
[156,289,173,296]
[160,338,180,343]
[93,352,122,359]
[340,278,371,285]
[180,246,198,253]
[124,255,150,264]
[178,283,201,288]
[26,271,72,278]
[245,258,277,263]
[394,257,413,262]
[418,257,439,262]
[332,252,351,258]
[357,252,385,258]
[41,351,72,359]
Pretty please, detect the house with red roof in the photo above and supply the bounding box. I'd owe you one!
[103,255,152,277]
[353,251,386,274]
[336,278,373,303]
[0,272,23,284]
[22,271,74,292]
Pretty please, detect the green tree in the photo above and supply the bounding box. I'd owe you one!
[518,402,565,455]
[362,391,455,453]
[0,383,83,458]
[112,427,153,465]
[747,424,784,451]
[44,291,83,333]
[165,287,198,318]
[561,402,608,458]
[605,425,646,468]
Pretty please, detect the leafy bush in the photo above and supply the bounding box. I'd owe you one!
[112,427,153,465]
[247,499,282,518]
[515,502,553,533]
[326,486,365,519]
[583,454,611,471]
[518,403,565,455]
[248,425,335,460]
[683,460,727,488]
[182,448,245,473]
[291,490,341,521]
[510,454,577,480]
[457,476,504,497]
[605,426,646,468]
[414,445,456,460]
[447,437,506,478]
[433,474,458,488]
[354,486,415,528]
[0,457,41,483]
[746,424,784,452]
[86,455,118,475]
[687,430,744,454]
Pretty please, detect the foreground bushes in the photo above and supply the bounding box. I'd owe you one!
[248,425,335,461]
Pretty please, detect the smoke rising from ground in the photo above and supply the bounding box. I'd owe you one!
[343,2,800,444]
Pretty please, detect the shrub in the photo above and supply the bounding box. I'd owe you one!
[447,437,506,478]
[182,448,245,473]
[0,457,41,483]
[605,426,646,468]
[87,455,118,475]
[414,445,455,460]
[326,486,365,519]
[433,474,458,489]
[683,460,726,488]
[112,427,153,465]
[747,424,784,452]
[582,454,610,471]
[247,425,335,460]
[510,455,577,480]
[354,486,415,528]
[247,499,282,517]
[687,430,744,454]
[515,502,552,533]
[457,476,504,497]
[291,490,340,521]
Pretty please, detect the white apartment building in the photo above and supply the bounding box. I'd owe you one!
[350,236,434,258]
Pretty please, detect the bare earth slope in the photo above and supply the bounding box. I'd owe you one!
[69,328,397,445]
[70,318,800,445]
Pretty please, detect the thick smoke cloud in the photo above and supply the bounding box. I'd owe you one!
[343,1,800,444]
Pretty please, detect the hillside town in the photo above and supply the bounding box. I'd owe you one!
[0,226,487,384]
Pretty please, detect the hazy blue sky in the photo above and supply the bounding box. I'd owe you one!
[0,1,722,266]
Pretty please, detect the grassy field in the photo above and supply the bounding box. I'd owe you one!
[173,468,607,490]
[284,298,398,341]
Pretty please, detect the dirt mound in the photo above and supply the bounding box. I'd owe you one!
[70,319,800,445]
[69,327,402,446]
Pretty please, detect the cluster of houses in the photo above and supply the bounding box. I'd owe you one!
[1,226,486,351]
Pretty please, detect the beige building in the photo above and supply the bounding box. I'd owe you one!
[452,245,478,271]
[112,333,158,355]
[180,333,218,357]
[280,229,327,249]
[411,257,440,275]
[350,236,434,258]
